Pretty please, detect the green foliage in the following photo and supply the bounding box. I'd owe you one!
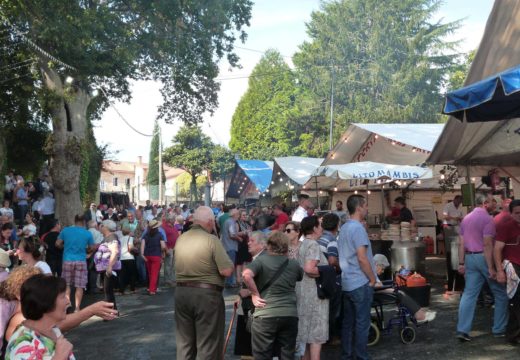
[163,125,234,201]
[209,145,235,182]
[230,50,300,159]
[79,122,105,206]
[293,0,461,140]
[447,50,477,91]
[0,0,253,123]
[230,1,461,159]
[147,120,165,199]
[176,172,208,200]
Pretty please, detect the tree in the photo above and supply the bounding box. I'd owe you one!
[0,1,252,224]
[147,120,165,200]
[176,172,208,200]
[448,49,477,91]
[164,125,235,204]
[163,125,213,203]
[229,50,300,159]
[293,0,461,145]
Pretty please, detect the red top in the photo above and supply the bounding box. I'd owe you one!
[494,211,512,227]
[272,212,289,230]
[161,220,180,249]
[495,218,520,266]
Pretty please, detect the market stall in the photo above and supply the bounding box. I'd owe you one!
[306,161,435,272]
[268,156,323,202]
[226,159,273,207]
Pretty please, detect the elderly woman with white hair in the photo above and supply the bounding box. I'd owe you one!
[95,220,121,311]
[373,254,435,323]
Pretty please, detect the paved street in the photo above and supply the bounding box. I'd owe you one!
[67,259,519,359]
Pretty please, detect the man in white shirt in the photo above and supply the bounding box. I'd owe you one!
[37,191,56,235]
[292,194,311,222]
[443,195,464,227]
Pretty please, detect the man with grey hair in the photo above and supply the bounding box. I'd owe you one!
[456,194,508,341]
[174,206,233,360]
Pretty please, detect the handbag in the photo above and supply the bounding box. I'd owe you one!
[316,265,339,299]
[245,258,289,333]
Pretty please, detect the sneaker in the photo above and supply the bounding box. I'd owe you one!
[457,332,471,342]
[417,311,436,324]
[493,332,506,338]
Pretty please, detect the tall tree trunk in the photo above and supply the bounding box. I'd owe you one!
[190,173,198,206]
[41,64,90,226]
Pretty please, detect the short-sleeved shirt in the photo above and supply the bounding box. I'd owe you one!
[16,188,28,206]
[221,217,238,252]
[495,218,520,266]
[218,213,230,231]
[494,211,513,228]
[43,231,63,261]
[292,206,308,222]
[120,218,139,233]
[161,220,179,249]
[247,254,303,318]
[443,202,464,226]
[338,219,376,292]
[317,230,339,258]
[143,231,165,257]
[459,207,496,252]
[272,212,289,230]
[58,226,94,262]
[175,224,233,287]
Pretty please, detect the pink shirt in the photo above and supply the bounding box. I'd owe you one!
[459,207,496,252]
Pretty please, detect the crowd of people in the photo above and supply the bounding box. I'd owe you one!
[2,167,520,360]
[173,191,520,360]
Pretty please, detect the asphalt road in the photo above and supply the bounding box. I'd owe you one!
[67,268,519,359]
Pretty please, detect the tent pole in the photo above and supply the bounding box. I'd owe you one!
[315,176,319,210]
[466,165,475,208]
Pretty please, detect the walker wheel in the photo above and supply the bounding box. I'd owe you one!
[368,322,380,346]
[400,326,416,344]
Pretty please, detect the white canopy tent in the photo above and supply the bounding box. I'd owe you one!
[323,123,445,166]
[427,0,520,182]
[305,162,433,191]
[269,157,323,196]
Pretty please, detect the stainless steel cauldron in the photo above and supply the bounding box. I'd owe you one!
[391,240,426,274]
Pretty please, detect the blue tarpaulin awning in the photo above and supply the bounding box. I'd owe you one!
[443,63,520,122]
[226,160,273,199]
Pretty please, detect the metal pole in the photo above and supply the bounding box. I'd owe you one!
[158,125,163,205]
[329,63,335,151]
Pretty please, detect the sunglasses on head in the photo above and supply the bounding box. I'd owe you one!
[285,228,295,233]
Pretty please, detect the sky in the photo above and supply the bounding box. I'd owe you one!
[94,0,495,163]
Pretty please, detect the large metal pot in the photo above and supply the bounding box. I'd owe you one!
[448,236,460,269]
[391,241,426,274]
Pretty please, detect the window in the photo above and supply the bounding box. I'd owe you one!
[125,178,131,187]
[100,180,106,190]
[113,177,118,187]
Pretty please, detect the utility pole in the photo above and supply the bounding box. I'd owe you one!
[329,62,335,151]
[158,125,163,205]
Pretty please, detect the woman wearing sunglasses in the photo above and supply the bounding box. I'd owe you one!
[284,222,300,260]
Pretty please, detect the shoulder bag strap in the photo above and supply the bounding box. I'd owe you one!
[258,258,289,295]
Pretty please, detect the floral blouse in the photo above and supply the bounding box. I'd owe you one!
[5,325,75,360]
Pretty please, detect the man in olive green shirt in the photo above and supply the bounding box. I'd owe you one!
[174,206,233,360]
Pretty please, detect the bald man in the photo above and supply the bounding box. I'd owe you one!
[174,206,233,360]
[221,208,243,287]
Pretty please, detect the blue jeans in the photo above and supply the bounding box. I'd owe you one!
[342,283,373,360]
[135,255,147,285]
[225,250,237,286]
[457,253,509,334]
